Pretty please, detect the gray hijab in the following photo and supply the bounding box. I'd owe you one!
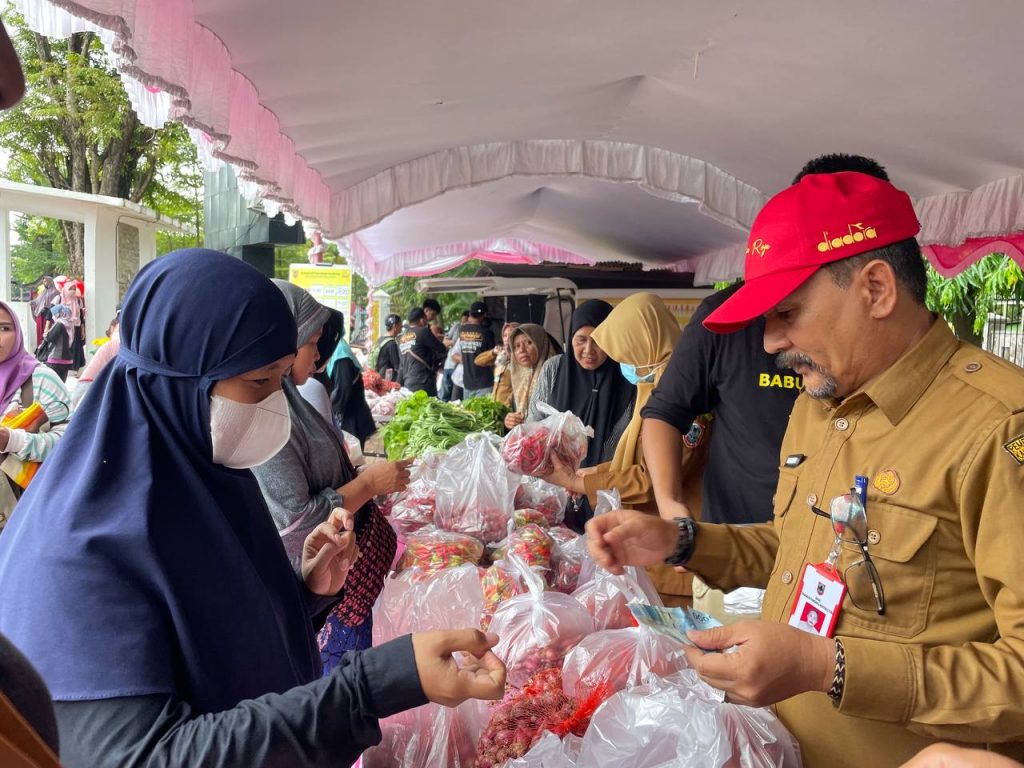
[271,279,330,347]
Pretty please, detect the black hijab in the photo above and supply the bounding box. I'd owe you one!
[550,300,635,467]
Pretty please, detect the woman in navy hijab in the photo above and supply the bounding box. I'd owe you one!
[0,250,504,767]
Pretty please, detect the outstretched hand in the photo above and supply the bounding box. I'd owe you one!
[412,629,507,706]
[585,508,678,575]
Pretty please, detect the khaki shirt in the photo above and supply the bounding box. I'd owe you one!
[689,320,1024,767]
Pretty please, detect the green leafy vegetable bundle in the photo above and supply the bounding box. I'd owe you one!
[380,393,508,460]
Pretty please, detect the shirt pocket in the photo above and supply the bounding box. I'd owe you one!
[838,500,938,639]
[769,470,800,578]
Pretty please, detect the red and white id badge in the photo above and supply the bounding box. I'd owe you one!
[787,562,846,638]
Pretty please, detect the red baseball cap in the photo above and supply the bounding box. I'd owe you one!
[703,171,920,333]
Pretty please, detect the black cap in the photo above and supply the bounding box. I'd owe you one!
[385,313,402,330]
[469,301,487,317]
[407,307,426,324]
[422,298,441,313]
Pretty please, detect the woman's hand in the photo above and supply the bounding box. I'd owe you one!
[542,456,585,494]
[301,507,360,596]
[504,412,525,430]
[362,458,413,496]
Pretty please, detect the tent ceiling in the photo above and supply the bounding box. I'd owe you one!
[26,0,1024,281]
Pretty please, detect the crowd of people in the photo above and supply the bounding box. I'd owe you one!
[0,19,1020,764]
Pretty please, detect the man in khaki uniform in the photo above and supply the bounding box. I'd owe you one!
[588,170,1024,767]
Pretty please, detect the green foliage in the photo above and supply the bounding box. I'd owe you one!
[926,254,1024,335]
[10,214,68,291]
[0,12,202,269]
[382,260,483,323]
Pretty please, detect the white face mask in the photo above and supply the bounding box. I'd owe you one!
[209,389,291,469]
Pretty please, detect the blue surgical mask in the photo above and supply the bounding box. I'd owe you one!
[620,362,656,385]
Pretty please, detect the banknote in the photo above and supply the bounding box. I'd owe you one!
[628,603,723,649]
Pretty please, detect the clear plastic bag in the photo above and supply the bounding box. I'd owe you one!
[481,558,529,631]
[373,563,485,644]
[367,564,489,768]
[514,475,569,526]
[435,433,517,543]
[501,403,593,476]
[362,690,489,768]
[490,523,555,571]
[549,533,591,594]
[490,553,595,688]
[561,625,690,697]
[384,453,442,536]
[507,732,582,768]
[396,527,485,578]
[576,670,802,768]
[571,565,662,631]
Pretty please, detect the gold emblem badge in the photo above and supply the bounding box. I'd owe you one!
[872,469,900,495]
[1004,435,1024,465]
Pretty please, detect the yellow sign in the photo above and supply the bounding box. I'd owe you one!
[288,264,352,314]
[367,291,391,347]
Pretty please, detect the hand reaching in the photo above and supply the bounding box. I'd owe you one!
[412,629,507,706]
[585,508,678,575]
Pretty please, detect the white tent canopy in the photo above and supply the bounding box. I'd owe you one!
[22,0,1024,283]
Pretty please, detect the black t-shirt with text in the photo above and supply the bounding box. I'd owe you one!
[641,283,801,524]
[458,323,495,391]
[398,326,447,389]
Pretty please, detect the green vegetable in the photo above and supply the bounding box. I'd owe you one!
[462,396,510,434]
[380,393,507,459]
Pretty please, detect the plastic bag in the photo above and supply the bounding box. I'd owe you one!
[501,403,593,476]
[514,475,569,526]
[490,523,555,571]
[342,430,366,466]
[576,670,802,768]
[475,668,600,768]
[397,526,485,576]
[362,699,487,768]
[368,567,489,768]
[481,558,529,630]
[507,732,582,768]
[490,553,595,688]
[373,563,485,644]
[383,453,442,536]
[549,532,591,594]
[513,508,551,528]
[571,565,662,631]
[563,488,618,595]
[561,625,690,697]
[435,433,517,543]
[546,526,578,546]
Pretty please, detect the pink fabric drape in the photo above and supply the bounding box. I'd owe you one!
[922,234,1024,277]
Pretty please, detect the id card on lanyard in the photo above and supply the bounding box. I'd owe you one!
[788,562,846,638]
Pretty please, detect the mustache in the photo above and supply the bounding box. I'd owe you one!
[775,352,826,374]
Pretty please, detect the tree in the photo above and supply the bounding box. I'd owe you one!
[926,254,1024,345]
[382,260,483,323]
[0,11,201,273]
[10,214,67,297]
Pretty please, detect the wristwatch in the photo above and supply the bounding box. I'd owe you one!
[664,517,698,566]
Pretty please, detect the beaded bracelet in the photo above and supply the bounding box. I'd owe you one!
[827,637,846,706]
